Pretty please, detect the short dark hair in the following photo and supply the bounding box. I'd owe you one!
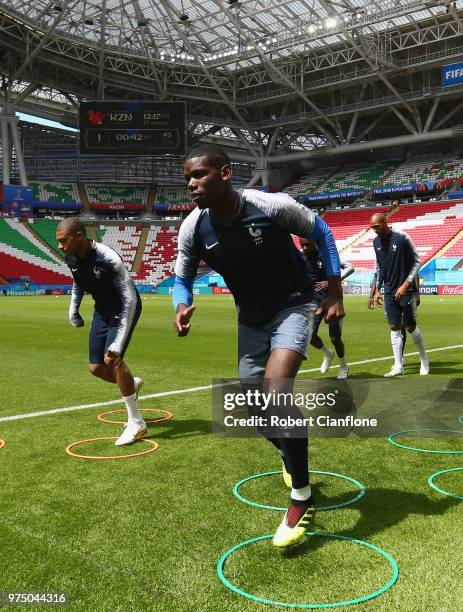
[185,144,230,169]
[57,217,87,236]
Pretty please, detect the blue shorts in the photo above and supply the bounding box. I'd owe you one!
[238,302,316,378]
[89,298,142,364]
[311,306,343,339]
[384,292,417,327]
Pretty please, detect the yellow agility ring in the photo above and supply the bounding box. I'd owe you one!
[0,439,5,449]
[97,408,174,425]
[65,436,159,460]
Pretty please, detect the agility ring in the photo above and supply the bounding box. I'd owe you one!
[0,439,5,449]
[97,408,173,425]
[65,436,159,460]
[217,532,399,608]
[428,468,463,500]
[459,416,463,425]
[387,429,463,454]
[232,471,365,511]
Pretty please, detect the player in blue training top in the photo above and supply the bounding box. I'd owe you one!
[299,237,354,379]
[370,213,429,377]
[56,218,146,445]
[172,144,344,548]
[368,263,421,368]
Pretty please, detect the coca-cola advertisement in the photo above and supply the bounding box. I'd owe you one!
[438,285,463,295]
[212,287,231,295]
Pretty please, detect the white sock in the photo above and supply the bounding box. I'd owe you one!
[321,344,331,355]
[123,392,142,422]
[411,327,427,361]
[291,484,312,501]
[339,357,347,367]
[390,330,403,368]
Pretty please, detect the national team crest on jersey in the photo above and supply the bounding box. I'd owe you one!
[248,225,263,245]
[393,243,397,251]
[93,267,101,279]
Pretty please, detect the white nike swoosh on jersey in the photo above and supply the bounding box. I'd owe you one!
[205,242,219,250]
[71,268,78,272]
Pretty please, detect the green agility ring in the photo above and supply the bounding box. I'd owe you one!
[428,468,463,500]
[387,429,463,454]
[458,416,463,425]
[217,532,399,608]
[232,470,365,511]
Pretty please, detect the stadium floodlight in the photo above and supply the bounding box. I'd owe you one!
[326,17,337,28]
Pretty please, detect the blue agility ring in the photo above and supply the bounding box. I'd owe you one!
[387,429,463,454]
[232,471,365,511]
[428,468,463,500]
[459,416,463,425]
[217,532,399,608]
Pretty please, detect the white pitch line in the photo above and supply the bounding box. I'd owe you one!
[300,343,463,373]
[0,344,462,423]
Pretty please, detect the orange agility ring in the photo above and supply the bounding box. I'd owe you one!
[65,437,159,460]
[0,439,5,449]
[97,408,174,425]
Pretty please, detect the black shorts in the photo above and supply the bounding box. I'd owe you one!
[89,298,142,364]
[384,292,417,327]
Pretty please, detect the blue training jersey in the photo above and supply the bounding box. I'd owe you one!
[65,240,140,353]
[304,251,354,301]
[174,190,339,324]
[373,230,420,295]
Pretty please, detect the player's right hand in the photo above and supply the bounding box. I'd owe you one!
[69,311,84,327]
[173,305,196,337]
[367,297,374,309]
[375,290,383,308]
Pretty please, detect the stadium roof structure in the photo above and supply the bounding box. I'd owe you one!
[1,0,463,165]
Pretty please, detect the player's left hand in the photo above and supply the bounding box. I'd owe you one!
[104,349,121,366]
[316,296,345,323]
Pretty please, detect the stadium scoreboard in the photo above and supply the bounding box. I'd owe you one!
[79,101,186,155]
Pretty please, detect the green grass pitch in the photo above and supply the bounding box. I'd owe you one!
[0,295,462,611]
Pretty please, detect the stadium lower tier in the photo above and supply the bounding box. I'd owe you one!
[1,200,462,286]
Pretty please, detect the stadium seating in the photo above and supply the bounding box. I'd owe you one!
[29,218,62,256]
[30,181,80,203]
[98,224,142,269]
[284,167,335,199]
[155,185,192,207]
[323,206,392,251]
[383,152,463,186]
[136,225,178,285]
[86,184,148,205]
[322,160,399,192]
[0,218,71,283]
[445,237,463,258]
[341,201,463,270]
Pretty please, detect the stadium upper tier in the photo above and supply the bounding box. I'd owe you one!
[2,200,463,285]
[155,185,190,206]
[383,152,463,187]
[86,184,148,205]
[284,152,463,197]
[30,182,80,203]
